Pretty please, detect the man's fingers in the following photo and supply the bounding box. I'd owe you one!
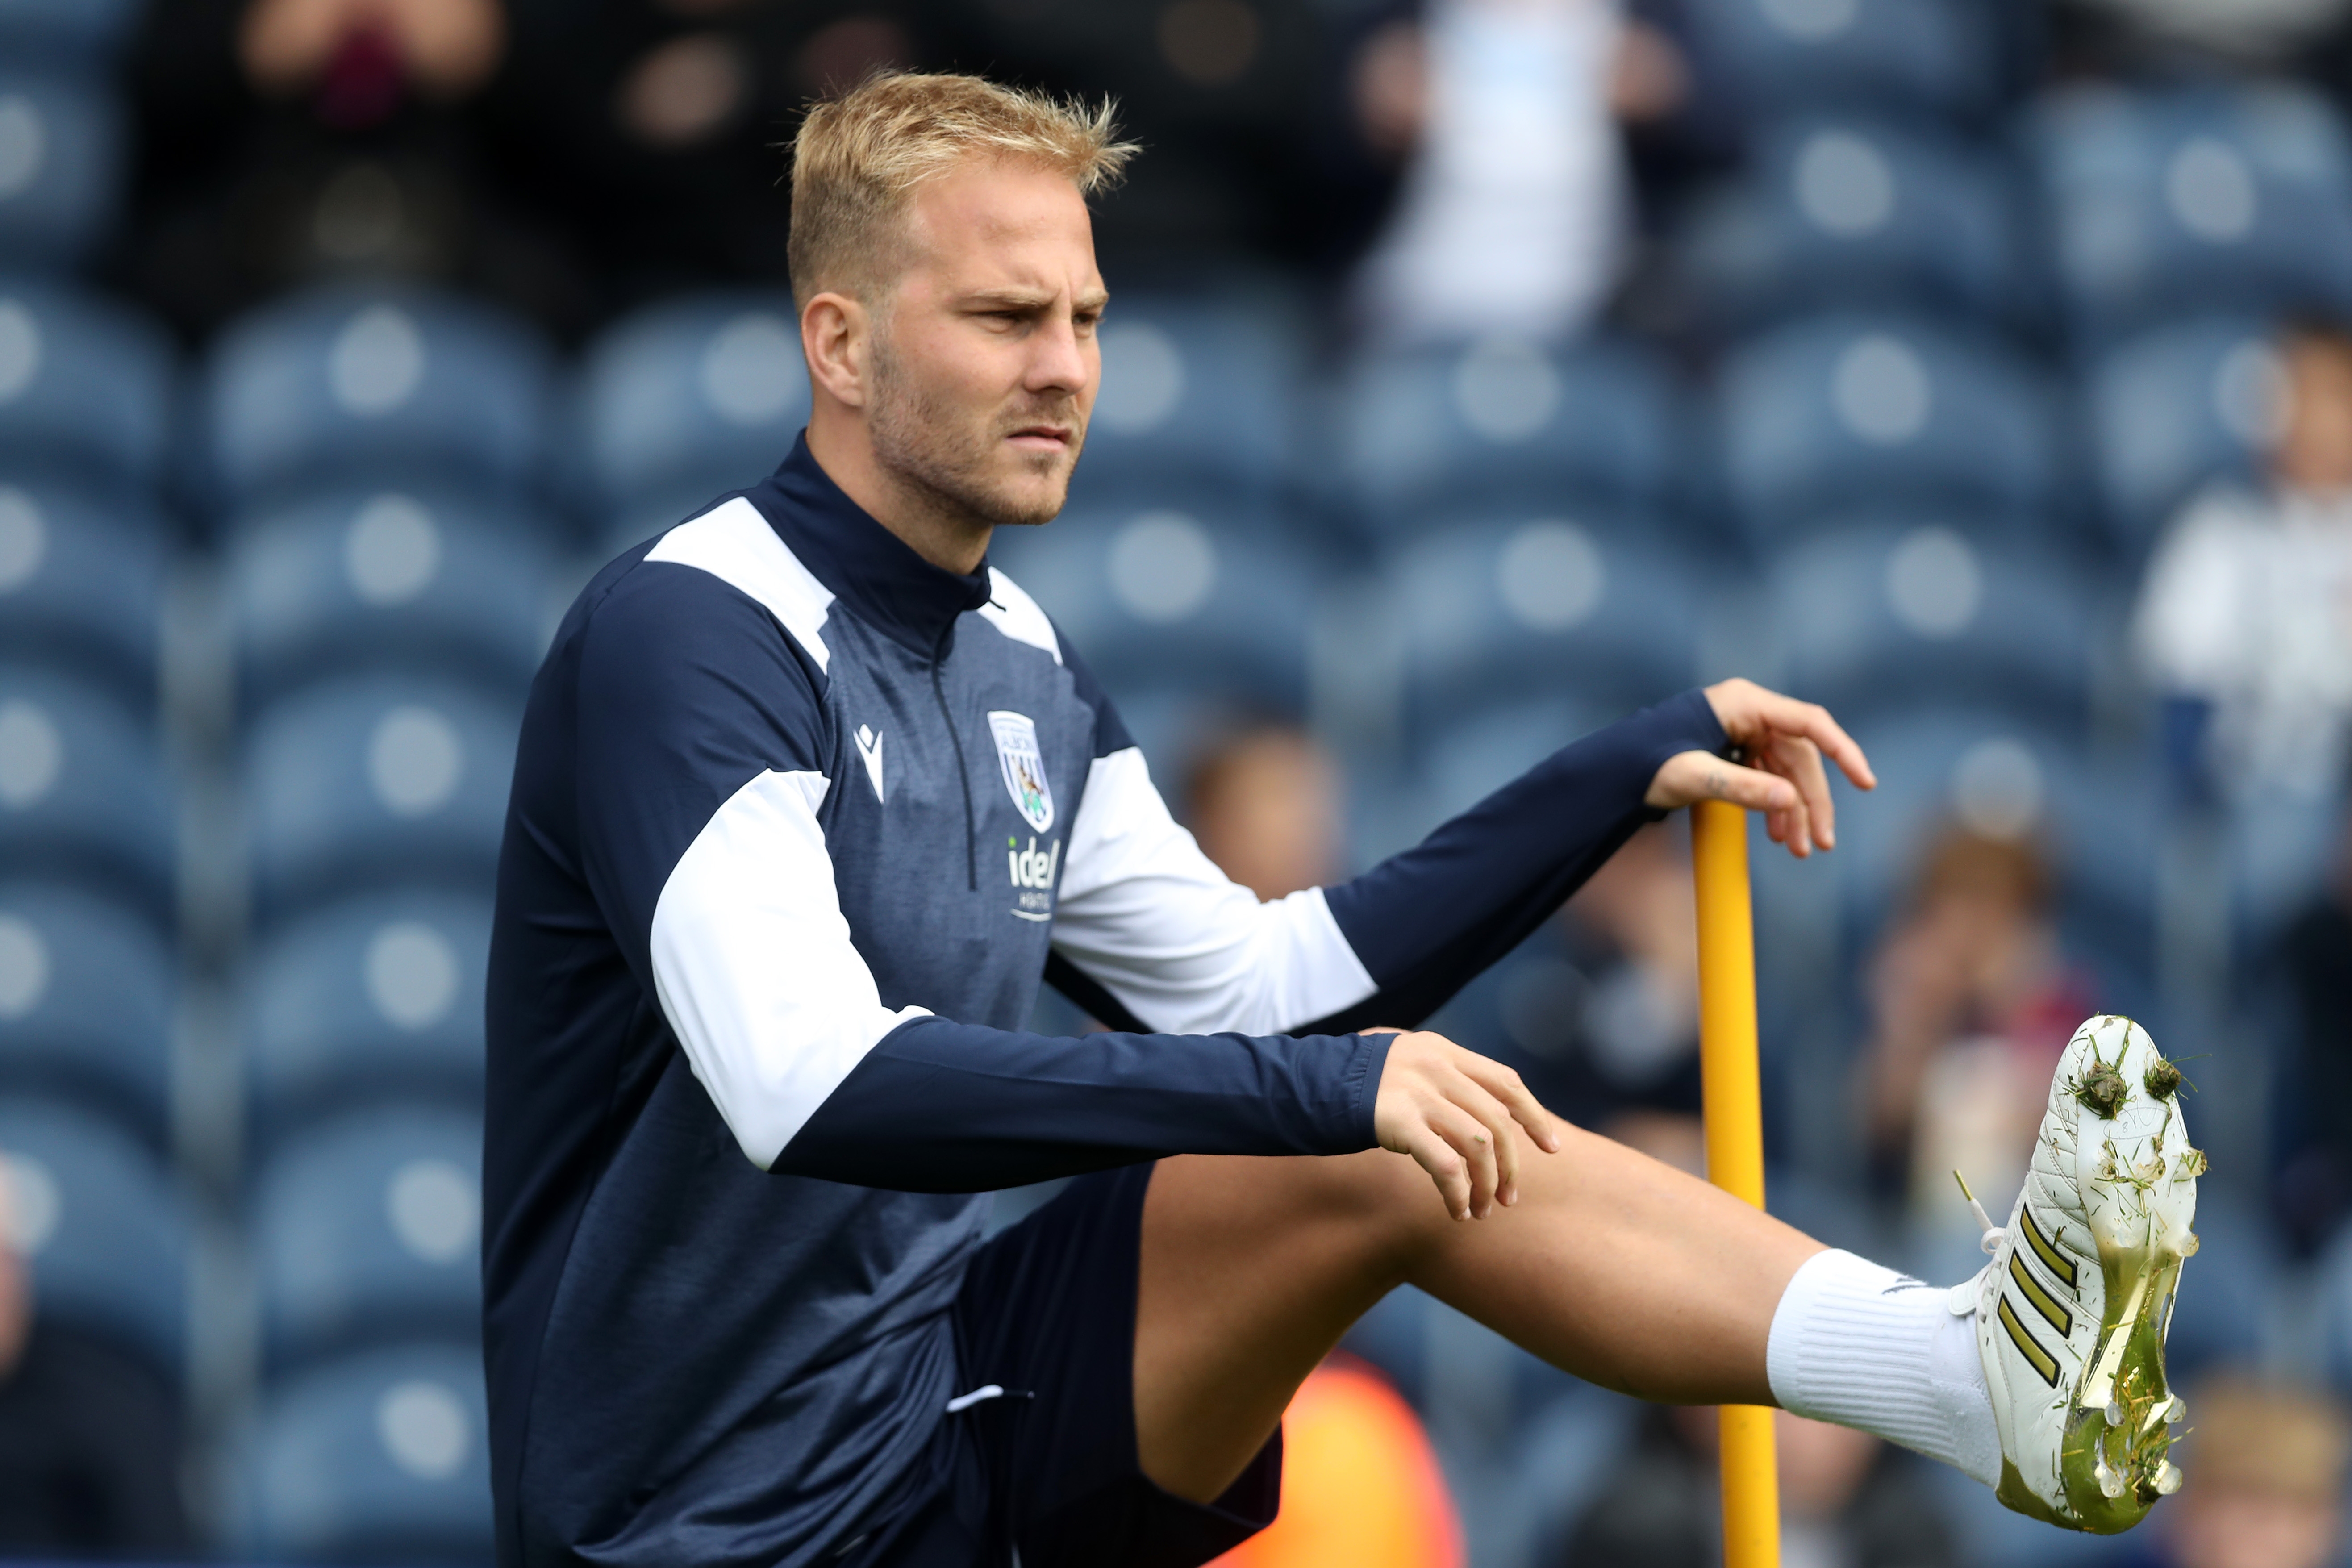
[1706,759,1797,813]
[1766,693,1874,793]
[1454,1072,1523,1207]
[1775,734,1837,850]
[1426,1096,1503,1218]
[1458,1054,1562,1158]
[1761,782,1813,855]
[1373,1033,1558,1217]
[1396,1125,1472,1220]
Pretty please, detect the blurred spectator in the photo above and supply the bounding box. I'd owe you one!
[1560,1405,1957,1568]
[1554,820,1701,1131]
[1347,0,1699,345]
[2270,797,2352,1251]
[2136,1374,2349,1568]
[1445,822,1705,1138]
[1858,826,2097,1223]
[0,1155,189,1556]
[2052,0,2352,72]
[1184,724,1346,903]
[973,0,1355,279]
[121,0,591,340]
[2134,321,2352,811]
[1209,1355,1464,1568]
[483,1,986,316]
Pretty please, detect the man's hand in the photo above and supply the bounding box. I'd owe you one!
[1369,1030,1561,1220]
[1644,679,1877,859]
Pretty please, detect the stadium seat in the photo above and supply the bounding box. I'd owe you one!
[1333,337,1686,537]
[1680,116,2031,331]
[1766,522,2099,729]
[0,880,171,1151]
[0,0,143,59]
[231,1342,492,1566]
[1742,488,2068,556]
[1832,710,2161,1013]
[0,67,120,269]
[989,505,1318,760]
[2029,83,2352,348]
[246,890,489,1143]
[1716,311,2062,537]
[1386,517,1707,743]
[1678,0,2001,126]
[0,662,173,921]
[253,1107,483,1372]
[0,476,167,709]
[1410,697,1615,825]
[229,486,559,709]
[577,291,808,533]
[204,283,553,508]
[0,1094,185,1380]
[2085,314,2275,556]
[243,675,520,924]
[1059,290,1306,513]
[0,276,173,494]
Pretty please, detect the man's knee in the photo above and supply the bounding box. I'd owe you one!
[1158,1149,1445,1274]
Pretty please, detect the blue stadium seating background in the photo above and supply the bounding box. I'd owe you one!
[0,0,2343,1562]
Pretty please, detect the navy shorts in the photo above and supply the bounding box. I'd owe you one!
[844,1163,1283,1568]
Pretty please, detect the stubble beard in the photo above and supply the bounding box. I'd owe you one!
[867,329,1080,533]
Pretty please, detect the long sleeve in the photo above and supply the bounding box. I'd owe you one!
[571,551,1385,1190]
[1048,684,1726,1036]
[1316,689,1725,1029]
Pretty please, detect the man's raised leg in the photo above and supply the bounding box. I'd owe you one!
[1137,1013,2202,1539]
[1132,1120,1825,1504]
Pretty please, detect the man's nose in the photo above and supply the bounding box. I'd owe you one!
[1025,314,1091,395]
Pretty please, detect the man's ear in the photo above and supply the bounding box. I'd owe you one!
[802,291,871,411]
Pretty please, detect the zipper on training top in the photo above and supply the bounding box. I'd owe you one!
[929,646,978,891]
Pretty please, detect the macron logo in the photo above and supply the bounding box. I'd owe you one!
[854,724,885,803]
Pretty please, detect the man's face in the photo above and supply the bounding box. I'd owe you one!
[863,157,1105,533]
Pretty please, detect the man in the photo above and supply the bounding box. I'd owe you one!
[2135,320,2352,804]
[484,71,2198,1568]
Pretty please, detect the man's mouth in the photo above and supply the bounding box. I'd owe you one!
[1006,424,1074,450]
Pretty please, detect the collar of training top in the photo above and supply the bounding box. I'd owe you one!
[748,432,997,658]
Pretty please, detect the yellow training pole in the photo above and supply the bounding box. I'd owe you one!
[1692,798,1780,1568]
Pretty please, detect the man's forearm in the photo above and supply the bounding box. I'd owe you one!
[1308,688,1729,1031]
[769,1015,1393,1190]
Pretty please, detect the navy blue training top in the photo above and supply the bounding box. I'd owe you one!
[483,436,1726,1567]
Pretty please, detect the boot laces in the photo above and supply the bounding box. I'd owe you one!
[1953,1170,2003,1255]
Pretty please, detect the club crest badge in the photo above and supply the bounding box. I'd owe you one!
[988,710,1054,833]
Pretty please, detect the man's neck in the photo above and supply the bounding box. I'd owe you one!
[805,414,992,577]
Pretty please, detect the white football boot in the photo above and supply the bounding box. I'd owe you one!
[1958,1015,2200,1534]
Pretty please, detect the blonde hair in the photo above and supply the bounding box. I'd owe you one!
[787,72,1138,307]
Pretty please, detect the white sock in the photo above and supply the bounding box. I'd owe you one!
[1765,1248,2001,1489]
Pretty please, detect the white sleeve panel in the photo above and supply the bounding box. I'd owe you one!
[1052,747,1377,1036]
[648,768,931,1168]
